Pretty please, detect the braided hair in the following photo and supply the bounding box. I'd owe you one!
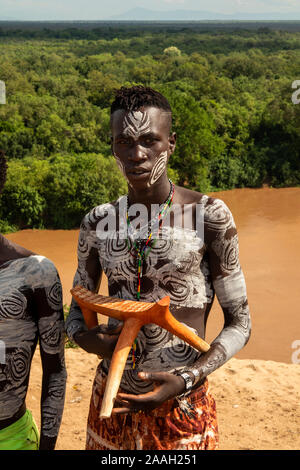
[110,85,172,129]
[0,150,7,194]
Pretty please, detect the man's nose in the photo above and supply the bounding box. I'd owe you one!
[128,143,147,162]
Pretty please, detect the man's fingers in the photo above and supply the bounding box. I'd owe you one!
[117,393,148,404]
[138,371,169,383]
[115,392,157,409]
[112,407,142,415]
[116,392,141,402]
[113,397,145,414]
[108,326,123,336]
[112,372,176,415]
[112,407,131,415]
[94,323,123,335]
[114,396,130,407]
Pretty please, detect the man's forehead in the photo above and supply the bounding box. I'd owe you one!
[111,106,171,132]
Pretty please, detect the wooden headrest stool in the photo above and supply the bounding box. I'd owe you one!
[71,285,210,418]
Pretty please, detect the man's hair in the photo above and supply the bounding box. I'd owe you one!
[0,150,7,194]
[110,86,172,125]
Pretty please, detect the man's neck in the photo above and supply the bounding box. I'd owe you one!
[127,175,171,209]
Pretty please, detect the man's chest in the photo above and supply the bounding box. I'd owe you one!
[99,227,203,274]
[95,228,213,308]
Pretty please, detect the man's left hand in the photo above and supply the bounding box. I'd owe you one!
[112,371,186,414]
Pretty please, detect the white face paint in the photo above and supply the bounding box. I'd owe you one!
[113,152,133,187]
[113,110,151,186]
[147,150,168,187]
[123,110,151,138]
[114,110,168,188]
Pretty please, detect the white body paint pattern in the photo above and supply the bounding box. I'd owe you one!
[123,110,151,138]
[147,150,168,187]
[0,256,66,437]
[66,196,251,394]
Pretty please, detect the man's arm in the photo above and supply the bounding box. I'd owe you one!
[186,197,251,386]
[33,257,67,451]
[65,214,101,343]
[65,213,120,358]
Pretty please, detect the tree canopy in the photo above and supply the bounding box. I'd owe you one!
[0,25,299,231]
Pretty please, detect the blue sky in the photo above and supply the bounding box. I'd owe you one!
[1,0,300,21]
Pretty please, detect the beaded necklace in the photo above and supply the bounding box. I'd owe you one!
[126,179,175,368]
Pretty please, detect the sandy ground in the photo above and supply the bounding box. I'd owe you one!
[27,348,300,451]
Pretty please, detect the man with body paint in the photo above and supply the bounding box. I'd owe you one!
[66,86,251,450]
[0,150,67,450]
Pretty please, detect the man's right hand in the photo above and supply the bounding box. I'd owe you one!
[74,323,123,359]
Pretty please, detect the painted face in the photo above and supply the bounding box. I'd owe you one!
[111,107,175,189]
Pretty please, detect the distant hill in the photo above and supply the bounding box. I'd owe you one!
[110,7,300,21]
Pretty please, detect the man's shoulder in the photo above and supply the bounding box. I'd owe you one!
[81,196,125,229]
[23,255,60,284]
[4,254,56,271]
[1,255,60,291]
[202,195,235,232]
[175,185,206,205]
[28,253,58,270]
[176,185,230,211]
[172,185,235,232]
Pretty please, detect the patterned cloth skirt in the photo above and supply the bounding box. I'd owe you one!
[86,365,219,450]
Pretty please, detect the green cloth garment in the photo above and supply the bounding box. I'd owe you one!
[0,410,39,450]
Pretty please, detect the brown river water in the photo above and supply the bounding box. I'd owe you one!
[5,187,300,363]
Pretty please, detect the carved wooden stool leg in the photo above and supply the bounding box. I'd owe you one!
[100,317,143,418]
[81,307,98,330]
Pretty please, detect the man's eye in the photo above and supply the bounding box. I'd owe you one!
[144,138,155,144]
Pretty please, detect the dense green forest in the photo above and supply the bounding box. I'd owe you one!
[0,24,300,231]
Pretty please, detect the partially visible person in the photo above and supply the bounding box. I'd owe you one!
[0,150,67,450]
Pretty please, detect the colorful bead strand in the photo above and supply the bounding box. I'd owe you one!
[126,180,174,301]
[126,180,175,368]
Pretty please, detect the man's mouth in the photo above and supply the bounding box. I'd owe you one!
[127,168,150,176]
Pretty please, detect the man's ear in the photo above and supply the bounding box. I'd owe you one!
[168,132,177,155]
